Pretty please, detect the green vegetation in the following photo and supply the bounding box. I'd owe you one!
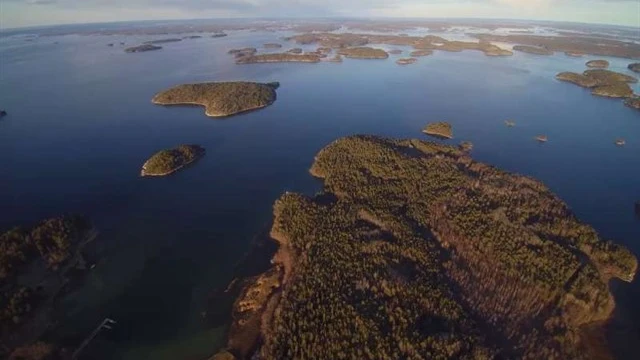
[152,81,278,117]
[337,47,389,59]
[141,145,205,177]
[556,69,637,99]
[245,135,635,360]
[124,44,162,53]
[586,59,609,68]
[513,45,553,55]
[628,63,640,73]
[423,122,453,139]
[236,53,321,64]
[410,50,432,57]
[1,216,90,336]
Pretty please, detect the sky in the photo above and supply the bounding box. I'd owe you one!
[0,0,638,29]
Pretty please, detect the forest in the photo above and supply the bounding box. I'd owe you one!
[244,135,636,360]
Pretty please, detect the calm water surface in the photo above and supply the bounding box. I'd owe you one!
[1,27,639,359]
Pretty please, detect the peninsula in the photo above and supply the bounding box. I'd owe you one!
[337,47,389,59]
[214,135,636,360]
[422,121,453,139]
[140,145,205,177]
[152,81,279,117]
[124,44,162,53]
[628,63,640,73]
[512,45,553,55]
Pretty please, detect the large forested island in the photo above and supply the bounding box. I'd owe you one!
[556,69,637,98]
[215,135,636,360]
[152,81,279,117]
[140,144,205,177]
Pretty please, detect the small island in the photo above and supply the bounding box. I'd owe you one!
[505,120,516,127]
[0,110,7,118]
[236,53,321,64]
[183,35,202,39]
[152,81,279,117]
[144,38,182,44]
[535,135,548,142]
[337,47,389,59]
[628,63,640,73]
[211,33,228,38]
[586,59,609,68]
[410,49,432,57]
[513,45,553,55]
[396,58,417,65]
[565,51,584,57]
[140,145,205,177]
[124,44,162,53]
[615,138,626,146]
[388,49,403,55]
[422,122,453,139]
[264,43,283,49]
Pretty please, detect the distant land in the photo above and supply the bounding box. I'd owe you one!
[124,44,162,53]
[152,81,279,117]
[213,135,637,360]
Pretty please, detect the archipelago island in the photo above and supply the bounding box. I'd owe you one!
[124,44,162,53]
[422,122,453,139]
[556,69,637,99]
[586,59,610,68]
[212,135,637,360]
[140,144,205,177]
[152,81,279,117]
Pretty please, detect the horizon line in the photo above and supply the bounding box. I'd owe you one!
[1,16,637,33]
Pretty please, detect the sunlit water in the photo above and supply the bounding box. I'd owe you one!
[1,25,639,359]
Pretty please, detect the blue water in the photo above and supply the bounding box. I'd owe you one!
[1,26,639,359]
